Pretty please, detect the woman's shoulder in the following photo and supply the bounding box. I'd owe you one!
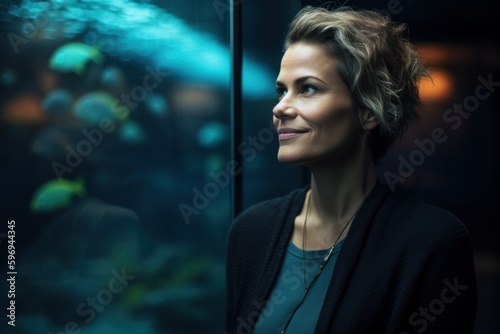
[388,188,462,221]
[382,186,470,243]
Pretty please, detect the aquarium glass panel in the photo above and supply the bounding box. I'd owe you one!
[0,1,237,333]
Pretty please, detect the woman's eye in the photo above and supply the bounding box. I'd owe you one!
[303,85,317,94]
[276,88,287,99]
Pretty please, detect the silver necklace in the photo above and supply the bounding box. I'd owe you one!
[301,190,358,289]
[281,184,375,334]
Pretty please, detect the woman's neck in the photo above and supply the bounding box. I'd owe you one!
[306,150,377,231]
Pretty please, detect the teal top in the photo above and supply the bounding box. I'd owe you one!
[252,238,345,334]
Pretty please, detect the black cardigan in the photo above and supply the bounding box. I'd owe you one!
[226,181,477,333]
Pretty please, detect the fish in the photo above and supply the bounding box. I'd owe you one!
[30,177,86,213]
[49,42,104,75]
[119,120,147,144]
[31,127,74,160]
[197,121,229,148]
[7,0,274,98]
[145,92,169,117]
[42,88,72,114]
[99,65,125,92]
[73,91,129,125]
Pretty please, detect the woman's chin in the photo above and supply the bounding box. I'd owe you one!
[277,151,306,165]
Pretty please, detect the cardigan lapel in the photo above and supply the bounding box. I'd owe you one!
[314,181,391,333]
[246,187,308,326]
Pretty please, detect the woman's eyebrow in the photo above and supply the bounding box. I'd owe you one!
[276,75,327,87]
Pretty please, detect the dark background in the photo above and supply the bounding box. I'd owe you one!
[0,0,499,333]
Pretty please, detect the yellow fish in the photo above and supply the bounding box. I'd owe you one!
[30,177,86,213]
[49,42,103,75]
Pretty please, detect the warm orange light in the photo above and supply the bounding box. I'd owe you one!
[2,94,45,124]
[419,69,454,103]
[416,43,473,66]
[170,84,220,115]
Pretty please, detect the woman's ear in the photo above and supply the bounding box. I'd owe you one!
[359,109,379,132]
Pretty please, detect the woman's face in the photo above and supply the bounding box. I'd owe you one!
[273,42,364,166]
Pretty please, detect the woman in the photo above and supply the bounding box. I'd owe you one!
[226,6,476,334]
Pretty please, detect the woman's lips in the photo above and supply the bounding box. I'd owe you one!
[278,128,307,140]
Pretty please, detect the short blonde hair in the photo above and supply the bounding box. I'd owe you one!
[285,6,428,162]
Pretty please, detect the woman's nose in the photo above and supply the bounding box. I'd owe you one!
[272,96,296,120]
